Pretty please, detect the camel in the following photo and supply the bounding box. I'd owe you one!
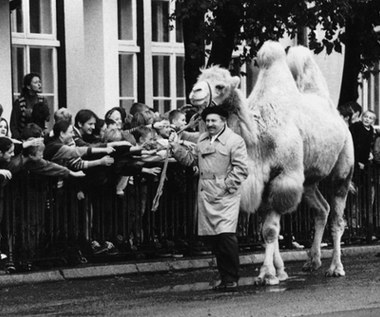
[189,40,354,285]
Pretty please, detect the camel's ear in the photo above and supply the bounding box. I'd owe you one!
[231,76,240,88]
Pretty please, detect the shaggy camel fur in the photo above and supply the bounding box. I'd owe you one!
[189,40,354,285]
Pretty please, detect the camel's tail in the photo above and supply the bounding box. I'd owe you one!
[286,45,332,104]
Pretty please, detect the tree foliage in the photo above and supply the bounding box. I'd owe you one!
[173,0,380,71]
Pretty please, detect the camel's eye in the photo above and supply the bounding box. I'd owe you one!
[215,84,224,90]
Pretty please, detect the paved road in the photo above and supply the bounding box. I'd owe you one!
[0,254,379,317]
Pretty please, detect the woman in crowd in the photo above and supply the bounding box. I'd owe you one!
[10,73,49,139]
[74,109,131,148]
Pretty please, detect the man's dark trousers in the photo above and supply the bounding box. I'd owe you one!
[206,233,239,283]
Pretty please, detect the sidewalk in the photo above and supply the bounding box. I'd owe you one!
[1,244,379,287]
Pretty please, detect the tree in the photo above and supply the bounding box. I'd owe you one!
[173,0,380,105]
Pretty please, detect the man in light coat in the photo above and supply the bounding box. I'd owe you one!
[169,105,249,291]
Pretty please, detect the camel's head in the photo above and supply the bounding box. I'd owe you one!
[189,65,241,111]
[256,40,286,69]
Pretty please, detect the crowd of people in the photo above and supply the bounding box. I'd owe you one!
[0,72,201,262]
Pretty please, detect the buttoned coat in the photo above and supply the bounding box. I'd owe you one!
[172,126,248,235]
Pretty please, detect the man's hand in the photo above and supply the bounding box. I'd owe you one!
[358,162,365,170]
[186,112,200,130]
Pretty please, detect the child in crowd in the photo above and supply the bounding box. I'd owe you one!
[168,109,199,145]
[350,110,377,170]
[154,116,172,149]
[103,127,160,195]
[133,126,173,163]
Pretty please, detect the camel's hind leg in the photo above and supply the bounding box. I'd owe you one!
[254,211,283,286]
[326,192,348,277]
[326,141,354,277]
[302,184,330,272]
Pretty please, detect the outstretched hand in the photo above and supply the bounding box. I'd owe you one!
[0,169,12,180]
[186,112,200,130]
[23,137,44,148]
[69,170,86,177]
[101,155,114,166]
[105,147,115,154]
[142,166,162,176]
[109,140,132,147]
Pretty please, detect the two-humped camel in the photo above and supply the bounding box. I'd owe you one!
[189,40,354,285]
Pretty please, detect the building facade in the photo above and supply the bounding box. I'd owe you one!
[0,0,376,128]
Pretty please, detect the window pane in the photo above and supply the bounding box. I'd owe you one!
[176,56,185,98]
[11,6,23,33]
[175,3,183,43]
[30,47,54,94]
[119,99,135,114]
[119,54,134,97]
[30,0,52,34]
[153,99,171,114]
[12,47,25,95]
[44,95,55,130]
[152,0,169,42]
[177,99,186,109]
[118,0,133,40]
[153,55,170,97]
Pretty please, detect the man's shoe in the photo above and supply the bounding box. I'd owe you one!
[212,281,238,291]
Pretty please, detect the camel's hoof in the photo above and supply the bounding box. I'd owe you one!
[253,277,264,286]
[302,261,321,272]
[277,271,288,281]
[264,274,280,286]
[325,268,345,277]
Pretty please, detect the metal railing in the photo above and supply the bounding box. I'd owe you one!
[0,162,379,271]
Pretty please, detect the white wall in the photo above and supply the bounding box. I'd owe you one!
[64,0,86,116]
[314,50,345,106]
[82,0,119,118]
[0,0,13,122]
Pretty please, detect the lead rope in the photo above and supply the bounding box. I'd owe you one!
[151,81,214,213]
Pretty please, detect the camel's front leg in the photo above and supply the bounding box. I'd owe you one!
[326,195,347,277]
[274,238,288,281]
[254,211,282,286]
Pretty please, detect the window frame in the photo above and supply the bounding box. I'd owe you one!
[10,0,59,114]
[151,0,185,113]
[118,0,139,110]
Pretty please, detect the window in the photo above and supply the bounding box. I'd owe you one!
[152,0,169,42]
[10,0,58,122]
[152,0,185,113]
[118,0,138,113]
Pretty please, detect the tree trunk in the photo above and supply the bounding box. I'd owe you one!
[338,19,362,106]
[206,1,242,68]
[183,13,205,104]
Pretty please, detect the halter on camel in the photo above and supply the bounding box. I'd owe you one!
[151,80,216,213]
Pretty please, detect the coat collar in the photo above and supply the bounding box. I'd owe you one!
[199,125,231,145]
